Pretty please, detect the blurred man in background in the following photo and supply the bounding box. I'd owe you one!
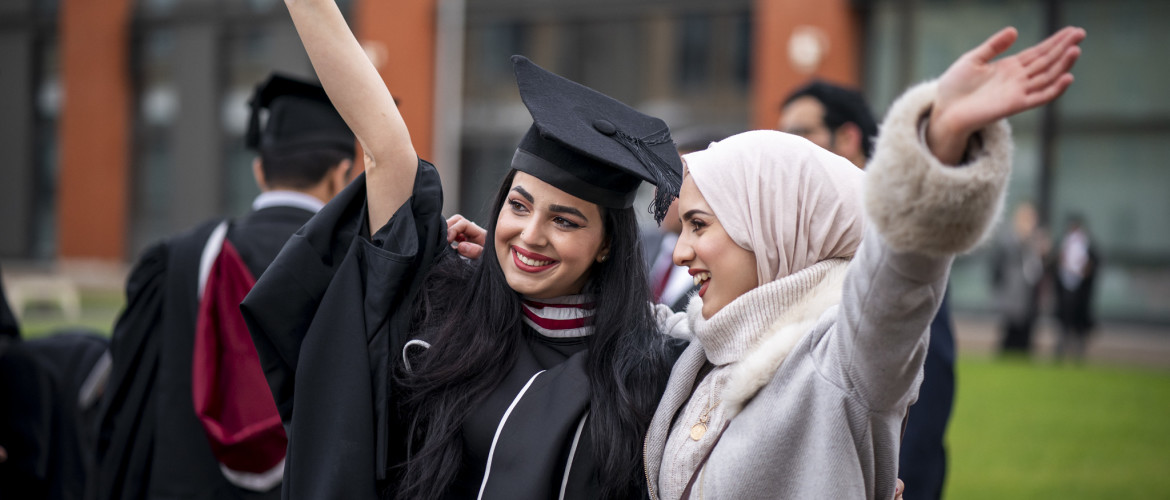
[781,79,955,500]
[1054,214,1099,363]
[93,74,354,500]
[779,80,878,169]
[992,202,1049,356]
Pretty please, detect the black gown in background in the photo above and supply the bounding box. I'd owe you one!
[242,160,605,499]
[93,204,314,500]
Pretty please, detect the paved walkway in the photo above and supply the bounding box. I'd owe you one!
[952,313,1170,370]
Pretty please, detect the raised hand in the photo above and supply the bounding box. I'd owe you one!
[284,0,418,234]
[928,26,1086,164]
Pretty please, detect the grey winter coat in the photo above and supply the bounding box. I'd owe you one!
[646,80,1013,500]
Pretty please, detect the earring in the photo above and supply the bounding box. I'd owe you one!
[598,254,609,263]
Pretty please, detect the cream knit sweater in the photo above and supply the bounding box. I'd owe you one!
[658,259,849,500]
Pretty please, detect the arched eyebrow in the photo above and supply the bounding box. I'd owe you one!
[511,186,534,203]
[549,204,588,223]
[682,209,712,221]
[511,185,590,223]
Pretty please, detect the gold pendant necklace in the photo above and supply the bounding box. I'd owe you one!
[690,383,720,441]
[690,417,709,440]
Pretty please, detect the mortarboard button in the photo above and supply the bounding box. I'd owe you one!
[592,119,617,136]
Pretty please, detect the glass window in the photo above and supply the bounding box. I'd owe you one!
[32,40,61,260]
[676,14,712,91]
[131,28,178,253]
[866,0,1170,321]
[1060,0,1170,118]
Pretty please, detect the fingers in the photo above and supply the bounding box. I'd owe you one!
[968,26,1018,64]
[455,242,484,259]
[1025,73,1075,109]
[1024,27,1086,78]
[446,214,487,247]
[1019,27,1085,73]
[446,214,465,242]
[1027,44,1082,94]
[894,478,905,499]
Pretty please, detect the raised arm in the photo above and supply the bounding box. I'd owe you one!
[285,0,417,233]
[827,26,1085,410]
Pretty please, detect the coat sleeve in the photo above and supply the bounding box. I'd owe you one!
[816,80,1013,412]
[241,158,448,498]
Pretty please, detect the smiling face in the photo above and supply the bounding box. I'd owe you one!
[494,172,609,299]
[673,174,759,319]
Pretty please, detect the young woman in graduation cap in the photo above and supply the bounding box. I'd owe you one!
[241,1,686,499]
[635,27,1085,499]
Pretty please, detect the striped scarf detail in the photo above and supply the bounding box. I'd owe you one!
[521,295,596,338]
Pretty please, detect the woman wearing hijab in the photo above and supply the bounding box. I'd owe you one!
[642,26,1085,499]
[241,1,687,499]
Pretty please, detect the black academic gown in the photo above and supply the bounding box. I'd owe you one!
[93,204,314,500]
[242,160,605,499]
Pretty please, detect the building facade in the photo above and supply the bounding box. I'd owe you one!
[1,0,1166,321]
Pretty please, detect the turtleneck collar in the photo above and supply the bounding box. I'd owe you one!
[687,259,846,365]
[521,294,596,338]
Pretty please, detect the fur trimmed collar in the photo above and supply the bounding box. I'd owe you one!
[720,259,849,418]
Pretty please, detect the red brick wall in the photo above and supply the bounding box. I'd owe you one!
[753,0,861,130]
[57,0,132,260]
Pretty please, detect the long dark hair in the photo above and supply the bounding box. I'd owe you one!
[395,169,677,499]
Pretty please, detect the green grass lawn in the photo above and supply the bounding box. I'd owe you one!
[945,357,1170,499]
[17,288,122,339]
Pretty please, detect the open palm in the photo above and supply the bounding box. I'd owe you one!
[929,26,1085,163]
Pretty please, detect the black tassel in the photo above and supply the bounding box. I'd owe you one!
[613,128,682,224]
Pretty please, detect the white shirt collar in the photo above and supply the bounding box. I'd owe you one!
[252,190,326,213]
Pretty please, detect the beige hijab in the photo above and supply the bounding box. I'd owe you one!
[682,130,866,285]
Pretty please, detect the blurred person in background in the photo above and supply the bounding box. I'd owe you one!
[1053,214,1099,362]
[778,79,878,169]
[991,201,1050,356]
[0,266,109,500]
[780,78,956,500]
[92,74,354,500]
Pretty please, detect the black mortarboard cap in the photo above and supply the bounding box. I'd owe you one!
[511,56,683,224]
[245,73,354,160]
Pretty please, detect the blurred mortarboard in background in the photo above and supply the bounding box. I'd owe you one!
[511,55,683,224]
[246,73,355,161]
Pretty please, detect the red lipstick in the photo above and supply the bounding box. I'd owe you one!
[511,246,558,273]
